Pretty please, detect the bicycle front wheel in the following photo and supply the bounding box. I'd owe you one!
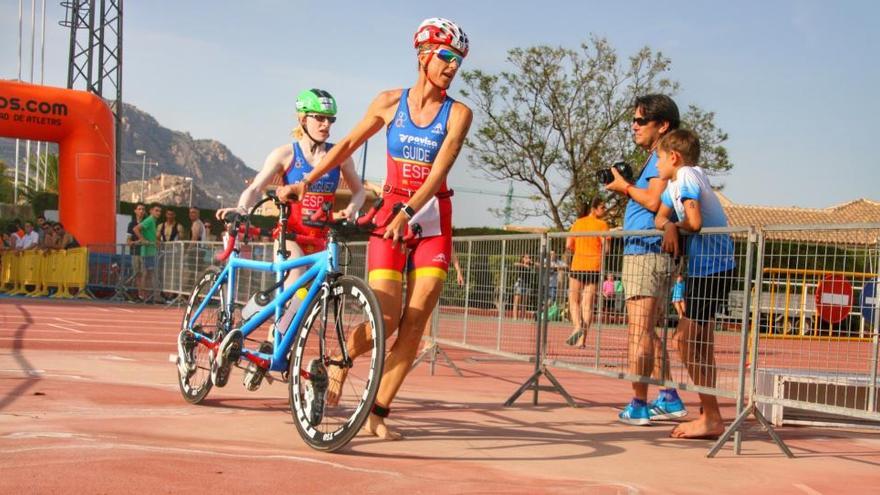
[289,275,385,452]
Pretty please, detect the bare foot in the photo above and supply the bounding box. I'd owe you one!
[670,415,724,439]
[325,362,348,407]
[364,413,403,440]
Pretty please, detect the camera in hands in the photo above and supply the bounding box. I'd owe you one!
[597,161,634,185]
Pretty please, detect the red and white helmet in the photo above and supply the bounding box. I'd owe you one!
[413,17,469,57]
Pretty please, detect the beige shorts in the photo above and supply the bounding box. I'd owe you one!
[131,255,144,274]
[621,253,673,300]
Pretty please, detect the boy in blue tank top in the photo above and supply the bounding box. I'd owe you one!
[654,128,735,440]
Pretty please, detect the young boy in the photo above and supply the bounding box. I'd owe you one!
[654,129,736,439]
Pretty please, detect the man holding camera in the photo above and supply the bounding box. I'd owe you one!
[605,94,686,425]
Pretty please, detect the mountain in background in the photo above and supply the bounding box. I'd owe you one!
[0,102,255,208]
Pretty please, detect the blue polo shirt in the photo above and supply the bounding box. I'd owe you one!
[623,152,662,255]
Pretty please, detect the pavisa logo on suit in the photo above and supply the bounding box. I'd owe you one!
[398,133,438,162]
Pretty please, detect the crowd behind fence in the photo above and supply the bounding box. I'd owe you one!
[1,223,878,456]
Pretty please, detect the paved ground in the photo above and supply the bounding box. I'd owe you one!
[1,298,879,494]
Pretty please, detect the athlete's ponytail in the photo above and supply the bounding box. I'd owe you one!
[290,112,306,140]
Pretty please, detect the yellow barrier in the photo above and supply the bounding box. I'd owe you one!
[7,251,38,295]
[40,250,65,296]
[0,247,91,299]
[54,247,90,299]
[26,251,50,297]
[0,250,16,292]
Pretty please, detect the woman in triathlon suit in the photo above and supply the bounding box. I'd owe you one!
[217,88,364,264]
[278,17,472,440]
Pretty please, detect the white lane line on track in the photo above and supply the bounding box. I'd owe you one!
[794,484,824,495]
[0,337,172,346]
[5,318,183,326]
[47,324,85,334]
[54,318,87,327]
[1,328,174,337]
[0,442,402,477]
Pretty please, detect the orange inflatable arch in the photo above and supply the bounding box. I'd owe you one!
[0,80,116,246]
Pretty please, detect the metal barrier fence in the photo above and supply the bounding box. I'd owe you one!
[732,225,880,445]
[10,223,878,457]
[433,234,544,363]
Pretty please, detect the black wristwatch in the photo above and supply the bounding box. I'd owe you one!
[401,204,416,219]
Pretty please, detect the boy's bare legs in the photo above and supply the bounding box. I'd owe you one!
[671,317,723,438]
[626,296,658,402]
[674,301,686,320]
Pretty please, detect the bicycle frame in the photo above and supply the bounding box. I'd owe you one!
[186,239,340,373]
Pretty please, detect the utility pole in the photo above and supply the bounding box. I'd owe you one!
[503,182,514,226]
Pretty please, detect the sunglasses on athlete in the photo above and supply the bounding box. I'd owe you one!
[308,114,336,124]
[431,48,464,66]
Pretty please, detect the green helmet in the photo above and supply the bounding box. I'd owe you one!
[295,88,337,116]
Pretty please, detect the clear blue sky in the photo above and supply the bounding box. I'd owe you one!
[2,0,878,227]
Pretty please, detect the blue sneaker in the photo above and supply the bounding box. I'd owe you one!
[649,391,688,420]
[618,399,651,426]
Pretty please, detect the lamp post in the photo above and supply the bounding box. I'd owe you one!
[185,177,193,208]
[135,149,147,201]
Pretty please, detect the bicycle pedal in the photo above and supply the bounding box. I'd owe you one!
[212,330,242,387]
[242,363,266,392]
[242,341,274,392]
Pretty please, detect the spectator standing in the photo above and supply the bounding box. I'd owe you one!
[512,254,536,320]
[188,208,206,242]
[159,209,185,242]
[16,221,39,250]
[35,215,47,246]
[545,250,566,306]
[40,222,58,249]
[134,204,162,303]
[605,94,685,425]
[654,128,736,439]
[54,223,80,249]
[614,277,625,315]
[127,204,147,300]
[565,197,609,347]
[602,273,616,321]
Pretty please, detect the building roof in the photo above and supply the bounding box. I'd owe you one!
[723,197,880,245]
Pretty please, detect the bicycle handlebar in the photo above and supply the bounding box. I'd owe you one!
[216,193,423,263]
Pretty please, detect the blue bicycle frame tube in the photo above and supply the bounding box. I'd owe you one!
[186,238,340,373]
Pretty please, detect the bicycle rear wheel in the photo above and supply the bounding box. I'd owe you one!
[177,266,230,404]
[289,275,385,452]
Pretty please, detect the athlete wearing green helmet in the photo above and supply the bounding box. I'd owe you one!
[296,88,338,116]
[217,88,365,343]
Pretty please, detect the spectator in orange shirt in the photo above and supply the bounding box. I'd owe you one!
[565,197,609,347]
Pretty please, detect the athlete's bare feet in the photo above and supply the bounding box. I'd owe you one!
[670,415,724,439]
[364,413,403,440]
[325,362,348,407]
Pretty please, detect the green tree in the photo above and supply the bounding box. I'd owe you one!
[0,160,13,203]
[460,36,732,230]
